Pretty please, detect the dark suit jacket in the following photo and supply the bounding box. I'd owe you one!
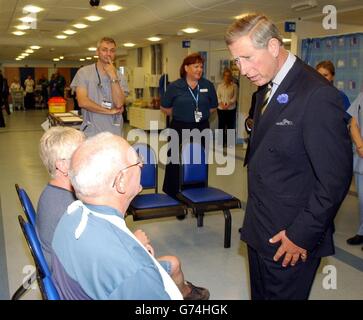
[241,57,353,259]
[244,87,263,167]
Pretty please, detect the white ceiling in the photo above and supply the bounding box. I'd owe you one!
[1,0,363,63]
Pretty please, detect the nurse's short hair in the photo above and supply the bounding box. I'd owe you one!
[180,52,205,78]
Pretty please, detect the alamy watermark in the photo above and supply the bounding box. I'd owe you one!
[322,5,337,30]
[22,265,37,290]
[322,265,337,290]
[125,121,237,176]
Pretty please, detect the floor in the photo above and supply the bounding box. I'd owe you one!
[0,109,362,300]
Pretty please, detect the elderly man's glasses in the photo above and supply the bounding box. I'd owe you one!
[112,154,144,188]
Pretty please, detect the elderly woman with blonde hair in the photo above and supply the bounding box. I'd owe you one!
[37,127,85,266]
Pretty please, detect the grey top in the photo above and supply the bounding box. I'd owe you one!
[36,184,76,267]
[70,63,129,137]
[347,92,363,174]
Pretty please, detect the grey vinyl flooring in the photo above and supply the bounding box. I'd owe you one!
[0,109,362,300]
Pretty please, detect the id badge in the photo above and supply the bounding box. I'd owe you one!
[101,100,112,109]
[194,111,202,123]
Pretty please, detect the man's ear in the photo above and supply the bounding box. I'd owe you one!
[267,38,281,58]
[115,172,126,194]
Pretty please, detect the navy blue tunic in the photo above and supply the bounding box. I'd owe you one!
[161,78,218,123]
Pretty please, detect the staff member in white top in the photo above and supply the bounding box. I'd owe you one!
[217,68,238,147]
[71,37,128,137]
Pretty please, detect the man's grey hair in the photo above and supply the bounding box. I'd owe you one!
[225,14,283,49]
[97,37,117,48]
[39,127,85,178]
[69,132,132,200]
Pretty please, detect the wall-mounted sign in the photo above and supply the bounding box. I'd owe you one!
[182,40,191,48]
[284,21,296,32]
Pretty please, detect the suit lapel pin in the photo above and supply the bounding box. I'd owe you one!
[277,93,289,104]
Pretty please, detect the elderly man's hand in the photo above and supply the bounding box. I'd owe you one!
[134,229,155,256]
[134,229,150,246]
[269,230,307,267]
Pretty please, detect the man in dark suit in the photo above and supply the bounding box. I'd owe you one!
[243,88,260,167]
[225,14,352,300]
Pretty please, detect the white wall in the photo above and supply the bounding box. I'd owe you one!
[163,41,188,81]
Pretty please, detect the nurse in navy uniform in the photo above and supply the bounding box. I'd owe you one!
[160,53,218,202]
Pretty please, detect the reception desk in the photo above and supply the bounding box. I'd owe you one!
[128,106,166,130]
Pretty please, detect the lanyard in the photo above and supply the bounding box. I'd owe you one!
[188,84,199,111]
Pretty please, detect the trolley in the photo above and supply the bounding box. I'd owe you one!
[10,89,25,111]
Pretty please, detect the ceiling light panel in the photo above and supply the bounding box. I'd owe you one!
[182,28,199,34]
[101,4,122,12]
[63,30,76,35]
[85,15,102,22]
[73,23,88,29]
[23,5,43,13]
[147,37,161,42]
[13,31,25,36]
[15,24,31,30]
[19,16,36,23]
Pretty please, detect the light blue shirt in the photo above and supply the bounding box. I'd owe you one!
[347,92,363,174]
[51,203,171,300]
[268,52,296,104]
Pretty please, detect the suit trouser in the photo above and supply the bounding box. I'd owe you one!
[247,245,321,300]
[354,173,363,235]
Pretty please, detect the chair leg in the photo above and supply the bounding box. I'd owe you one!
[196,210,204,227]
[11,270,36,300]
[223,209,232,248]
